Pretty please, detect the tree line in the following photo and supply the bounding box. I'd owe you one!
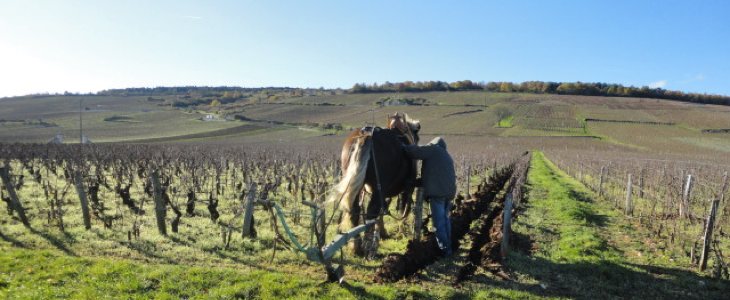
[351,81,730,106]
[10,82,727,107]
[97,86,300,97]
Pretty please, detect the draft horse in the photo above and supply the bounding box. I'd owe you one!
[329,112,420,256]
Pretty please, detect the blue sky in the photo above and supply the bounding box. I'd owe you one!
[1,0,728,97]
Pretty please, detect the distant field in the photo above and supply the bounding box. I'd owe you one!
[1,91,729,160]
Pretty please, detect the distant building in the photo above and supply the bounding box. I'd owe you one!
[48,133,92,144]
[49,133,64,144]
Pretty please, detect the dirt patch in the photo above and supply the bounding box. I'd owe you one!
[457,154,531,282]
[457,195,507,282]
[374,164,515,283]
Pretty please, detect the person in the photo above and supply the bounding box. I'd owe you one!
[403,137,456,256]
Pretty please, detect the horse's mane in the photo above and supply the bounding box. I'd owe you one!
[401,113,421,132]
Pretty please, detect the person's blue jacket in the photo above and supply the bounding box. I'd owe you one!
[404,137,456,199]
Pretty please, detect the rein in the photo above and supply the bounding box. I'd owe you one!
[368,130,386,218]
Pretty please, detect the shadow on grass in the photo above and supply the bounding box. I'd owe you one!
[117,239,177,264]
[0,230,27,248]
[498,253,729,299]
[341,257,380,272]
[28,227,77,257]
[567,190,610,227]
[510,231,536,254]
[87,228,175,264]
[339,282,387,300]
[167,235,278,273]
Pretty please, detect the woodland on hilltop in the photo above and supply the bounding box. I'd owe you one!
[7,80,729,108]
[352,80,730,106]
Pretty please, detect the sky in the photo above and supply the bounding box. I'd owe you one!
[1,0,729,97]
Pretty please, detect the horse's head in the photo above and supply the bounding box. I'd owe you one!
[387,112,420,144]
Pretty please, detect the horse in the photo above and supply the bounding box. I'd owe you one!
[329,112,420,255]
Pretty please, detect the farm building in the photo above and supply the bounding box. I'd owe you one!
[48,133,64,144]
[48,133,92,144]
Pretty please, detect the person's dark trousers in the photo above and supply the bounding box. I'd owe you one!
[429,197,452,256]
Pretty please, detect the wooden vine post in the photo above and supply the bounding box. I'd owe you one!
[501,193,514,258]
[699,199,719,271]
[598,166,606,196]
[625,173,633,216]
[578,162,583,183]
[150,170,167,236]
[74,170,92,230]
[465,165,471,197]
[0,166,29,226]
[317,184,326,236]
[638,168,645,198]
[413,187,425,240]
[681,174,693,218]
[720,172,729,203]
[721,172,729,217]
[242,183,257,238]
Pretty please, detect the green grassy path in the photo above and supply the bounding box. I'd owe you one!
[0,246,410,299]
[506,152,727,299]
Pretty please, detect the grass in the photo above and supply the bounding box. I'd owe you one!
[504,152,729,299]
[566,167,727,271]
[0,246,404,299]
[519,152,620,263]
[0,158,531,299]
[496,115,513,128]
[0,245,550,299]
[1,151,728,299]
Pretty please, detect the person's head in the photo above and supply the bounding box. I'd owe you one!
[430,137,447,150]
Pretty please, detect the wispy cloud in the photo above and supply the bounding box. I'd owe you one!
[181,15,203,20]
[680,73,705,83]
[649,80,667,89]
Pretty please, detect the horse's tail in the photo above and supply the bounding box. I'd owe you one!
[328,136,371,230]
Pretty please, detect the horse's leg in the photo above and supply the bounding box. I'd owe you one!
[397,159,418,217]
[378,210,389,240]
[375,195,390,240]
[363,188,385,258]
[344,190,364,256]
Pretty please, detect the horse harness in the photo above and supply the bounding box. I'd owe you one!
[357,126,386,216]
[387,113,417,145]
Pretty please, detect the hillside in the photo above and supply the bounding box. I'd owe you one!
[2,91,729,158]
[2,91,730,299]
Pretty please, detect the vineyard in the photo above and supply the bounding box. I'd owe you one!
[547,149,730,276]
[2,90,730,298]
[502,104,588,137]
[0,142,542,294]
[1,139,729,297]
[4,0,730,297]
